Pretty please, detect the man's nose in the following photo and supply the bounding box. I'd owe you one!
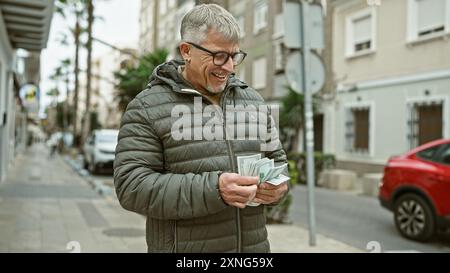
[221,56,234,73]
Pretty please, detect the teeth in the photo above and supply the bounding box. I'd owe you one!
[213,72,226,79]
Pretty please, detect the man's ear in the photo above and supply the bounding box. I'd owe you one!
[179,42,191,61]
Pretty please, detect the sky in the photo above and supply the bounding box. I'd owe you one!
[40,0,141,116]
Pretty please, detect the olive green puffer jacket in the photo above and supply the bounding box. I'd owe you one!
[113,60,288,253]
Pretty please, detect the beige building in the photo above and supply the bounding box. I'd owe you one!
[137,0,329,154]
[138,0,289,100]
[326,0,450,174]
[139,0,197,58]
[228,0,287,102]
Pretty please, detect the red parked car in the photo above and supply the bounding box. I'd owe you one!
[379,139,450,241]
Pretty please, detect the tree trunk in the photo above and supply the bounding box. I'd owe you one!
[73,14,80,147]
[82,0,94,144]
[63,76,69,151]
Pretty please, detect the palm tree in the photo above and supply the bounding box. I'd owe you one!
[81,0,94,145]
[280,87,320,153]
[280,87,305,152]
[60,58,71,135]
[55,0,87,147]
[114,49,168,112]
[48,59,72,146]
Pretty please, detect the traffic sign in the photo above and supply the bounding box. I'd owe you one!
[284,1,324,50]
[285,51,325,94]
[284,1,302,49]
[19,84,40,113]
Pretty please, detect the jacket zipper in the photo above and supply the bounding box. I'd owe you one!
[220,88,242,253]
[177,85,243,253]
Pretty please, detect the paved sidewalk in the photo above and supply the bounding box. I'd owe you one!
[0,144,362,253]
[0,144,147,253]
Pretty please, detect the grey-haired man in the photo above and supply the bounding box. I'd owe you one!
[114,4,289,253]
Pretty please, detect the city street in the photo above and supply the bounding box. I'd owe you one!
[0,143,362,253]
[85,161,450,253]
[5,143,450,253]
[2,0,450,255]
[289,185,450,253]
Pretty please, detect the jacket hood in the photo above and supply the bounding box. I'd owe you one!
[147,60,248,94]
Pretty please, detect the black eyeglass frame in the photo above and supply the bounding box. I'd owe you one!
[186,42,247,66]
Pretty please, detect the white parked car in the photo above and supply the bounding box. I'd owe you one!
[83,129,119,174]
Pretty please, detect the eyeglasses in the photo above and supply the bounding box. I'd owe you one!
[187,42,247,66]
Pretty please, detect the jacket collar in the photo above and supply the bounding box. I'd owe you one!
[147,60,248,96]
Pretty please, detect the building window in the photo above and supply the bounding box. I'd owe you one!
[407,0,450,42]
[345,8,377,57]
[314,114,324,152]
[252,57,267,90]
[345,106,371,153]
[407,100,444,149]
[254,1,268,35]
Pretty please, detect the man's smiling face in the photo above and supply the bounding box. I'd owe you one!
[181,29,240,95]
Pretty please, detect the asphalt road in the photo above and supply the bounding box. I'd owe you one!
[289,185,450,252]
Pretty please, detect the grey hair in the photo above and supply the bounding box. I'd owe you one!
[180,4,241,44]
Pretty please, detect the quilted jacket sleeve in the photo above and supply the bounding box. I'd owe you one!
[113,98,228,220]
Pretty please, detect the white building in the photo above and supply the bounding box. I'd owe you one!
[0,0,54,183]
[91,49,137,129]
[326,0,450,174]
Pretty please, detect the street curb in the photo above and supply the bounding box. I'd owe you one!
[63,155,113,197]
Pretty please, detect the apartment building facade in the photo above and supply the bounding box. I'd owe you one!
[139,0,198,57]
[139,0,289,99]
[327,0,450,173]
[137,0,329,153]
[228,0,288,102]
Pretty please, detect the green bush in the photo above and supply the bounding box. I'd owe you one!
[288,160,298,186]
[287,152,336,185]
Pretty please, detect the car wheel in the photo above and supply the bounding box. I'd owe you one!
[89,159,98,174]
[394,193,435,241]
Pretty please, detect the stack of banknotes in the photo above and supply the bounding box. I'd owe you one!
[237,154,290,206]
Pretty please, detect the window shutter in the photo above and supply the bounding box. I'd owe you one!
[417,0,445,33]
[353,15,372,44]
[252,58,267,89]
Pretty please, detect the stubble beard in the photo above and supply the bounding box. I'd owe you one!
[206,81,227,95]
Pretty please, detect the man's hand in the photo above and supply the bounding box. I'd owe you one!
[219,173,258,209]
[253,182,288,205]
